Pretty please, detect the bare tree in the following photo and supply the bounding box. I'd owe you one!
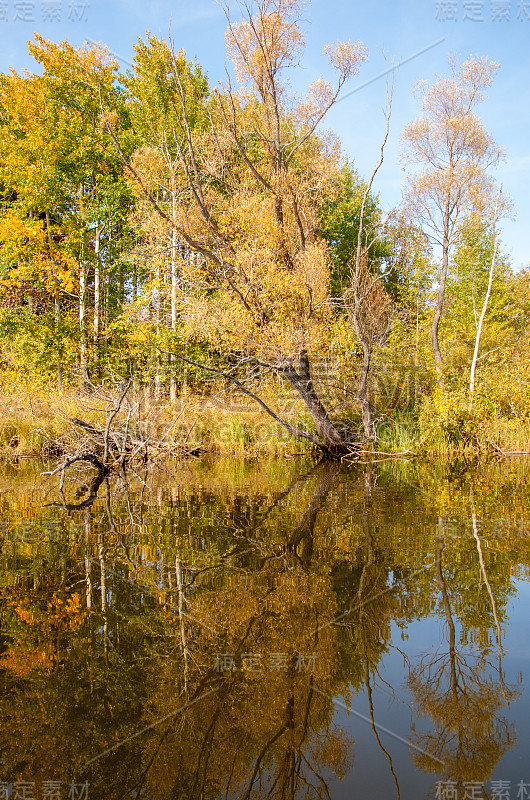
[344,82,393,439]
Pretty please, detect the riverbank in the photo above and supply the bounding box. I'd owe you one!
[1,384,529,461]
[0,385,315,461]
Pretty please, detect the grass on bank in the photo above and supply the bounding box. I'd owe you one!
[0,380,316,460]
[377,390,530,457]
[1,375,529,461]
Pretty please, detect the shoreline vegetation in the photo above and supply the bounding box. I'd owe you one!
[2,378,529,465]
[1,3,529,462]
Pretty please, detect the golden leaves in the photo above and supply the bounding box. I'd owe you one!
[402,55,504,247]
[28,32,118,86]
[224,0,305,94]
[323,40,368,80]
[0,212,76,293]
[296,78,335,126]
[403,55,502,174]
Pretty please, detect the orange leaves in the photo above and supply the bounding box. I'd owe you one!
[129,145,170,197]
[402,55,502,191]
[297,78,335,126]
[296,241,330,308]
[401,55,505,259]
[15,604,35,625]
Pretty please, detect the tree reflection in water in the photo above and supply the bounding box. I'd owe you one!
[132,460,352,800]
[407,531,519,789]
[0,458,527,799]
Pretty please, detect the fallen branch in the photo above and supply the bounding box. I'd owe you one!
[41,452,108,491]
[486,439,530,457]
[42,453,108,477]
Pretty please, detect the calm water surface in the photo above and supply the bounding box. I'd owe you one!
[1,457,529,799]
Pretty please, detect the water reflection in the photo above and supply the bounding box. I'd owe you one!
[408,535,518,787]
[0,458,528,799]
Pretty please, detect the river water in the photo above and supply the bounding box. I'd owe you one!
[1,456,529,800]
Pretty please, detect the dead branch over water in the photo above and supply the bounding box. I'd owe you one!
[41,380,205,484]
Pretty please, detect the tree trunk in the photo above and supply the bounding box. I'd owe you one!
[358,342,372,439]
[432,213,450,389]
[347,95,391,440]
[46,212,63,387]
[286,461,342,568]
[132,262,138,301]
[281,350,344,452]
[118,254,125,306]
[99,533,109,660]
[175,555,189,692]
[79,259,89,387]
[93,224,101,377]
[414,292,420,406]
[434,534,458,698]
[154,262,162,401]
[55,295,62,389]
[84,509,92,610]
[169,227,178,405]
[469,191,501,402]
[349,306,375,441]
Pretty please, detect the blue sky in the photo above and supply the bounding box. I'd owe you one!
[1,0,528,269]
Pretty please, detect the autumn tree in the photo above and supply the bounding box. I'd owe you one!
[124,36,209,402]
[408,538,517,784]
[343,94,394,439]
[0,60,78,382]
[402,55,503,389]
[109,0,369,454]
[0,35,132,385]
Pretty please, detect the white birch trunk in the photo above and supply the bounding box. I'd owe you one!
[93,224,101,368]
[169,201,179,405]
[469,190,502,402]
[79,258,89,386]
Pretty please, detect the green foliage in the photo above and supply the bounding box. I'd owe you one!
[445,222,511,385]
[0,21,527,454]
[420,389,482,448]
[318,161,392,296]
[125,34,209,144]
[0,305,75,379]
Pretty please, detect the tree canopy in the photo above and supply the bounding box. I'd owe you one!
[0,2,527,459]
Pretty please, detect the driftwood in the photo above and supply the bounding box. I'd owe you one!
[486,439,530,457]
[41,382,133,485]
[42,452,108,477]
[41,380,206,493]
[43,466,107,511]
